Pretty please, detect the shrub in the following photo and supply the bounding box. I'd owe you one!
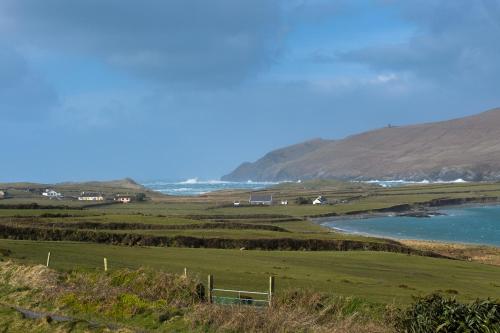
[395,294,500,333]
[135,193,146,201]
[296,197,312,205]
[187,289,391,333]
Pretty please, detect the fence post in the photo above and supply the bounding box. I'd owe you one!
[184,267,187,278]
[46,252,51,267]
[269,276,275,307]
[208,274,213,304]
[103,257,108,272]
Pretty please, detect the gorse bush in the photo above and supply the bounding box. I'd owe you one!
[395,294,500,333]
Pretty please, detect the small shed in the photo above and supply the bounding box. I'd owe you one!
[249,194,273,206]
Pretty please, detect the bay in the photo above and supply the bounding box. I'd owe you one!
[323,205,500,246]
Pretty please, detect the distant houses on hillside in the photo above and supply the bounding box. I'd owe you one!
[42,189,63,199]
[78,192,104,201]
[249,194,273,206]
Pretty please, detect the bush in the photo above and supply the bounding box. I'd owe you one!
[395,294,500,333]
[135,193,146,201]
[296,197,312,205]
[187,290,390,333]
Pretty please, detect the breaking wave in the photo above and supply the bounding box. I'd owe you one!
[364,179,467,188]
[142,178,279,196]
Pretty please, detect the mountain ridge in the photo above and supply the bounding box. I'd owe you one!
[222,108,500,182]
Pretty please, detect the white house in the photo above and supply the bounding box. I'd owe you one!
[78,192,104,201]
[42,189,62,199]
[249,194,273,205]
[0,190,5,199]
[313,196,327,205]
[114,194,132,204]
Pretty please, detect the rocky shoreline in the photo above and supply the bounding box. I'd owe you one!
[312,196,500,222]
[313,198,500,250]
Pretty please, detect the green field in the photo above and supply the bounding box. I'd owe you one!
[2,180,500,299]
[1,239,499,304]
[2,180,500,331]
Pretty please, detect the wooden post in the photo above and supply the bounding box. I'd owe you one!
[183,267,187,278]
[208,275,213,304]
[269,276,275,307]
[46,252,51,267]
[103,257,108,272]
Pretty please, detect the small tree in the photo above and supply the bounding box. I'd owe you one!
[135,193,147,201]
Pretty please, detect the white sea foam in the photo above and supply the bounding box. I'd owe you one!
[142,178,280,196]
[363,179,467,187]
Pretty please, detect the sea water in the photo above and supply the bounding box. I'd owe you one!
[322,205,500,246]
[142,178,278,196]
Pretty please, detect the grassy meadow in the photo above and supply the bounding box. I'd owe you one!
[1,179,500,331]
[1,239,499,304]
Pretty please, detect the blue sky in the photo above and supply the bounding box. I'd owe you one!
[1,0,500,183]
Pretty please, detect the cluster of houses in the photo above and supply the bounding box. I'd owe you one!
[37,189,136,203]
[234,194,329,207]
[0,187,142,204]
[78,192,105,201]
[78,192,134,203]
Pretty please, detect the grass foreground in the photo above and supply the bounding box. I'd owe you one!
[0,259,499,333]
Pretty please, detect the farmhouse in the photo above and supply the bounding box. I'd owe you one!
[114,194,133,204]
[249,194,273,205]
[78,192,104,201]
[42,189,62,199]
[0,191,5,199]
[313,196,327,205]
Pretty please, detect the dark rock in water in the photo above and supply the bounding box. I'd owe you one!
[397,211,445,218]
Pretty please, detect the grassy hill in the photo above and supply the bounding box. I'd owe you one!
[223,107,500,182]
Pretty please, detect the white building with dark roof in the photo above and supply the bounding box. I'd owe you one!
[313,196,327,205]
[249,194,273,205]
[42,189,62,199]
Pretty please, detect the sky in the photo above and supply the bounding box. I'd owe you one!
[1,0,500,183]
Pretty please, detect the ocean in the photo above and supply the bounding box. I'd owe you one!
[141,178,278,196]
[322,205,500,246]
[142,178,467,196]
